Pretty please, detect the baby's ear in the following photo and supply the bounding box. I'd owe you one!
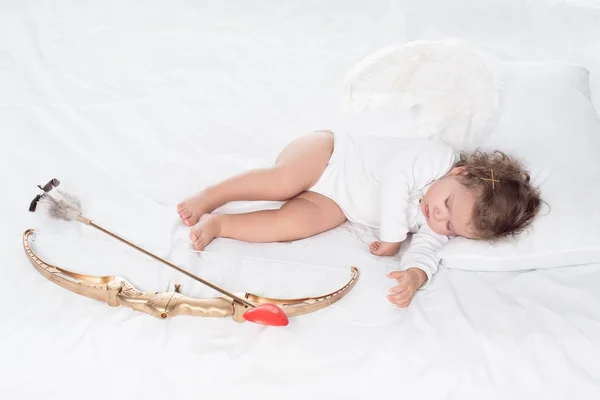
[450,166,467,176]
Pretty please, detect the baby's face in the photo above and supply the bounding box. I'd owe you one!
[420,167,478,239]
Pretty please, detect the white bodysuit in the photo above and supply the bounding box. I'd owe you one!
[308,132,458,287]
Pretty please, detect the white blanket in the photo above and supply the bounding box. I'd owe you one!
[2,2,599,399]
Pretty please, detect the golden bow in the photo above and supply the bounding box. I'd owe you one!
[23,229,359,322]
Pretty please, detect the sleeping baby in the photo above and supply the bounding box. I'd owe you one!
[177,130,542,307]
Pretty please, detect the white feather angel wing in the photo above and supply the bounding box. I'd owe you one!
[343,40,500,149]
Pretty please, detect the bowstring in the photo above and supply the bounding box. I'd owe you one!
[31,230,345,270]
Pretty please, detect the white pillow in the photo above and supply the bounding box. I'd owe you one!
[438,61,600,271]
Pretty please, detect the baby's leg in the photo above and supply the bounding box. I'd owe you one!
[177,130,334,226]
[189,191,346,250]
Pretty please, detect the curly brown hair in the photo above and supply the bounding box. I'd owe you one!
[454,150,543,240]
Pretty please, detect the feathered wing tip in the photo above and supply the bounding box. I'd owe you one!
[343,45,412,110]
[37,188,83,222]
[343,39,501,149]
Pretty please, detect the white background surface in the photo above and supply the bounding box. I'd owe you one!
[1,1,600,399]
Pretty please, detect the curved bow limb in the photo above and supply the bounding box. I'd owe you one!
[23,229,359,323]
[23,229,236,319]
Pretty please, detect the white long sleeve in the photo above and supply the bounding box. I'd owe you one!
[378,159,411,242]
[378,140,457,242]
[398,224,450,289]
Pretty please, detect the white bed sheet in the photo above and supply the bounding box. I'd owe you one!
[1,1,600,399]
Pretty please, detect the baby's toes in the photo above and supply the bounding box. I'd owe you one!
[177,202,186,214]
[178,209,188,222]
[194,235,207,250]
[183,217,193,227]
[180,204,190,216]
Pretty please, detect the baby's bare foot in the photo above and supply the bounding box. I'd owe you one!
[190,214,222,251]
[177,192,213,226]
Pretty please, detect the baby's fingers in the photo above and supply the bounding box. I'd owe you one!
[394,298,413,308]
[389,283,408,295]
[388,291,410,302]
[387,271,406,280]
[388,292,414,308]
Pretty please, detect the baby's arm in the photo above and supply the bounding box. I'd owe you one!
[387,225,449,307]
[376,160,411,256]
[376,140,457,258]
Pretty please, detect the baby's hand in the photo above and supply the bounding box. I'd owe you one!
[387,268,427,308]
[369,241,401,256]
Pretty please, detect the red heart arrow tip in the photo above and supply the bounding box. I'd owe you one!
[243,303,289,326]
